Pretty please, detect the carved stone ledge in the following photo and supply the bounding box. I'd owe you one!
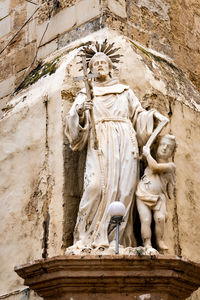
[15,255,200,300]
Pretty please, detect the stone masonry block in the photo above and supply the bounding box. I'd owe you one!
[26,18,37,44]
[0,76,15,98]
[0,16,10,38]
[26,1,37,19]
[15,43,36,73]
[75,0,100,26]
[108,0,127,19]
[0,55,13,81]
[10,0,24,9]
[38,39,58,60]
[11,5,26,31]
[36,5,76,46]
[0,0,10,20]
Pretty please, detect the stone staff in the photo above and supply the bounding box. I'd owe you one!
[74,55,99,150]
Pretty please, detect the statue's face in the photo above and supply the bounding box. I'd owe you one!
[157,137,175,160]
[91,55,110,79]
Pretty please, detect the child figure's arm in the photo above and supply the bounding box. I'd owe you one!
[143,145,175,173]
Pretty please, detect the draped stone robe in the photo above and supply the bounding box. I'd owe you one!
[65,79,155,249]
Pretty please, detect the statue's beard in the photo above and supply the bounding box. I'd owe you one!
[96,72,109,82]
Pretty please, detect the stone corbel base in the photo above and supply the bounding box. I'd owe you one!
[15,255,200,300]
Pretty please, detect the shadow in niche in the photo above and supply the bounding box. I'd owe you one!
[63,135,86,249]
[133,158,157,249]
[133,205,157,249]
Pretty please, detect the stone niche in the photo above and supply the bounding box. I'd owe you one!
[1,28,200,299]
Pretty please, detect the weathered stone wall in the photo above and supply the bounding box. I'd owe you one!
[0,0,101,100]
[0,53,68,298]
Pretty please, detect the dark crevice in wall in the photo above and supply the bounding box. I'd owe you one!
[42,96,50,259]
[62,136,86,249]
[168,99,182,257]
[172,189,182,256]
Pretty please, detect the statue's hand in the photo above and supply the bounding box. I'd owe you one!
[143,145,150,157]
[76,101,93,116]
[84,100,93,111]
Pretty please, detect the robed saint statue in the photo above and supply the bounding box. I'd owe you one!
[65,41,168,251]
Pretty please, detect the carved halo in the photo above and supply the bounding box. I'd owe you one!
[80,39,122,70]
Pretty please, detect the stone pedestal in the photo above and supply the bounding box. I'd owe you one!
[15,255,200,300]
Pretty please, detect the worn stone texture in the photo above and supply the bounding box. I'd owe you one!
[38,0,76,24]
[0,95,46,295]
[37,40,58,61]
[0,76,15,98]
[36,6,76,47]
[0,0,10,20]
[126,0,200,91]
[107,0,127,19]
[0,50,80,297]
[0,15,10,38]
[171,102,200,262]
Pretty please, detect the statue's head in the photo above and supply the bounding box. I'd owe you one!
[156,134,176,160]
[89,52,113,80]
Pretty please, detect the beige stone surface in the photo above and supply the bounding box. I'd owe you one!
[45,87,66,257]
[38,0,76,24]
[25,18,37,44]
[136,0,170,21]
[14,43,36,73]
[0,54,13,82]
[37,39,58,61]
[0,56,72,293]
[75,0,100,26]
[0,15,10,38]
[36,5,76,46]
[26,1,37,19]
[11,3,26,32]
[171,102,200,263]
[0,0,10,20]
[0,96,46,294]
[0,76,15,98]
[9,0,24,9]
[108,0,127,19]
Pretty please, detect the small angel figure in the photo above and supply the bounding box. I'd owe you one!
[136,134,176,251]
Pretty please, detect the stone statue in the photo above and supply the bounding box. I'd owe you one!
[136,134,176,251]
[65,41,168,251]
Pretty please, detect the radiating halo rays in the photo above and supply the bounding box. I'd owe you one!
[78,39,123,71]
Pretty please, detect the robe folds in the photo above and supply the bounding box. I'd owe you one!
[65,79,155,249]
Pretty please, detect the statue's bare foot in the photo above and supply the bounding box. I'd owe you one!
[145,247,159,256]
[81,247,92,254]
[143,239,152,249]
[96,246,106,251]
[157,240,168,250]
